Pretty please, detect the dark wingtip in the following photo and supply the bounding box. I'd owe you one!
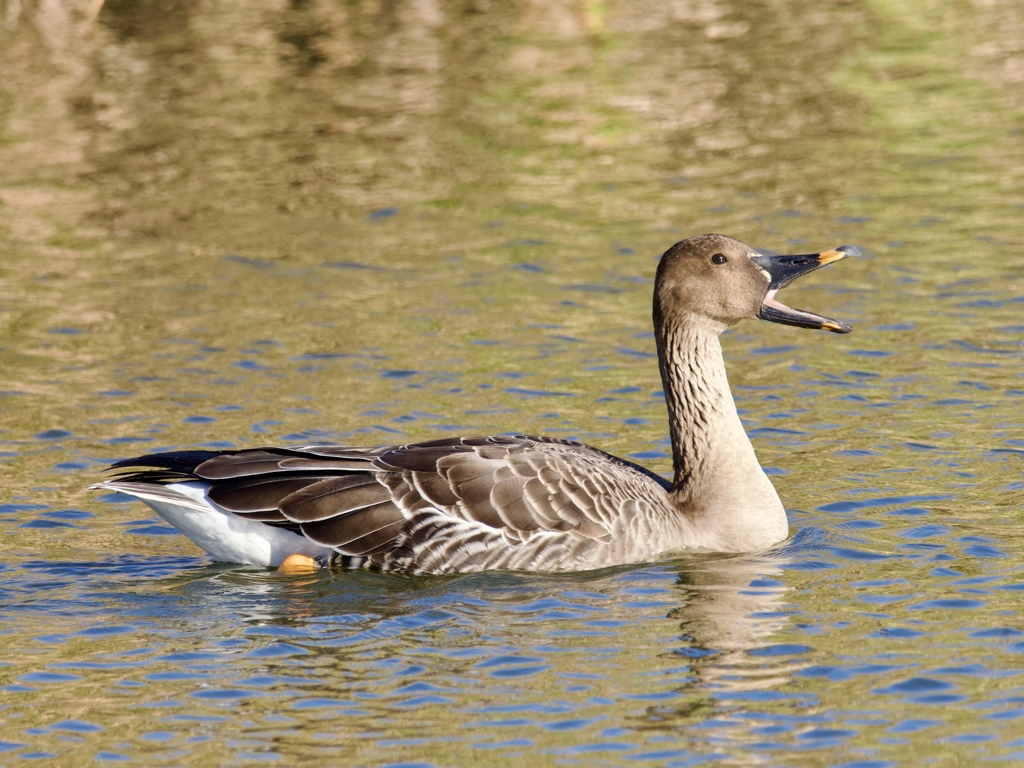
[108,450,223,473]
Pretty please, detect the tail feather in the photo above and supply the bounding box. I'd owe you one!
[92,479,335,567]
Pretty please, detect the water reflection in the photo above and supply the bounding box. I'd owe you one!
[670,554,793,685]
[2,550,802,760]
[144,552,798,708]
[1,0,869,256]
[4,0,1024,763]
[152,552,791,657]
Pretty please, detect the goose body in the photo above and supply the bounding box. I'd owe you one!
[94,235,856,574]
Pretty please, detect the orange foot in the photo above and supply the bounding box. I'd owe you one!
[278,553,320,574]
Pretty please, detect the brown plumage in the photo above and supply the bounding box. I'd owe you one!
[93,235,856,574]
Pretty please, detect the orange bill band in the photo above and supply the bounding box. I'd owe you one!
[817,245,860,266]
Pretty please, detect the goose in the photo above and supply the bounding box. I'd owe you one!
[93,234,856,575]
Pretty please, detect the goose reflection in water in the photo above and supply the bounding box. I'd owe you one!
[631,553,804,737]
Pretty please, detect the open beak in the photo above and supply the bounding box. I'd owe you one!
[750,245,858,334]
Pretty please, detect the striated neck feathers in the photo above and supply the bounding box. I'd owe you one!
[654,303,733,500]
[653,267,787,548]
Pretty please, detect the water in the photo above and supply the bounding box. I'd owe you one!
[2,0,1024,764]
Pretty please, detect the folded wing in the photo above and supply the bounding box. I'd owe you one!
[107,435,671,570]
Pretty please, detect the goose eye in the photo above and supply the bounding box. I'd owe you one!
[710,253,727,265]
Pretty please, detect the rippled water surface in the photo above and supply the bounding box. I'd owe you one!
[2,0,1024,764]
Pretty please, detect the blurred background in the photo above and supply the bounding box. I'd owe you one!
[1,0,1023,764]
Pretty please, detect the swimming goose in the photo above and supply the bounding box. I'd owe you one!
[93,234,856,574]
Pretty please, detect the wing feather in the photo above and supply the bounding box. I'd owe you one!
[408,472,460,507]
[298,500,404,548]
[489,476,540,530]
[197,450,307,479]
[339,520,408,556]
[280,476,392,523]
[376,445,471,473]
[101,433,672,572]
[208,475,336,513]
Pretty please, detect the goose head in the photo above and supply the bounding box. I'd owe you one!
[655,233,855,334]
